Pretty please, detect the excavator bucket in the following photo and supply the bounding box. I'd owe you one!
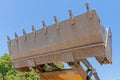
[7,3,112,80]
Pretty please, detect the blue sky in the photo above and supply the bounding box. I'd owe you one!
[0,0,120,80]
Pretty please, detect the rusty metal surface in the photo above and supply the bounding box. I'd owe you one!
[7,9,112,68]
[9,10,102,58]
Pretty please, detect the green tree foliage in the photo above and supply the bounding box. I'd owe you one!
[43,62,64,71]
[54,62,64,69]
[0,53,40,80]
[0,54,12,80]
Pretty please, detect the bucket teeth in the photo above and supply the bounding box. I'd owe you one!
[54,16,59,29]
[42,20,47,34]
[32,25,36,37]
[7,35,11,41]
[23,29,26,35]
[85,2,90,12]
[85,3,93,19]
[32,25,35,31]
[54,16,58,23]
[14,32,18,40]
[68,9,75,25]
[68,9,73,18]
[14,32,18,37]
[42,20,46,27]
[22,29,27,40]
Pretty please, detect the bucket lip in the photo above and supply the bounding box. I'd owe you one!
[12,42,104,62]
